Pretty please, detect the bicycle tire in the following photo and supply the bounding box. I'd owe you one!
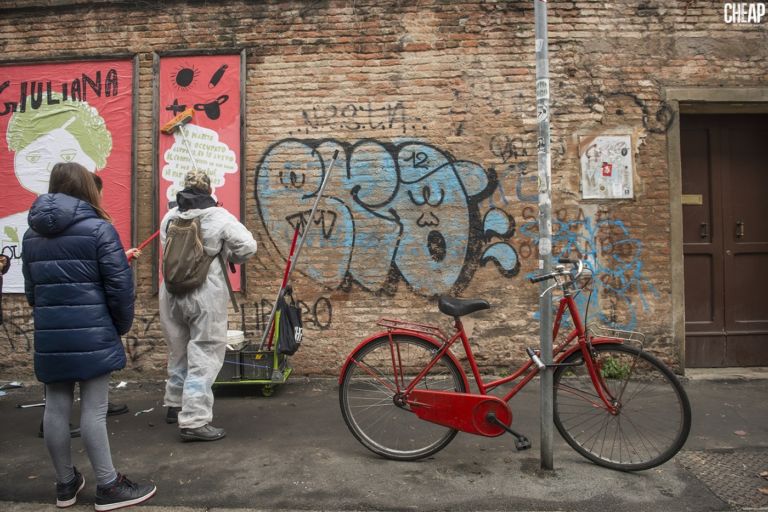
[553,343,691,471]
[339,334,466,461]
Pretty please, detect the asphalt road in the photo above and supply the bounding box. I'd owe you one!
[0,375,766,511]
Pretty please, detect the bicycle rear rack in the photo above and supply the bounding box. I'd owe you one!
[587,325,645,351]
[377,318,448,342]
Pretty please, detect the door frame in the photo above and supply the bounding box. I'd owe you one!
[665,87,768,372]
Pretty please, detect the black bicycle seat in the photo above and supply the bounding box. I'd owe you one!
[438,296,491,317]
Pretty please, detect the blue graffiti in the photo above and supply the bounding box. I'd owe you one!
[515,172,538,203]
[255,139,520,297]
[520,214,657,331]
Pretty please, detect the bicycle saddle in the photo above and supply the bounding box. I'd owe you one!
[438,296,490,317]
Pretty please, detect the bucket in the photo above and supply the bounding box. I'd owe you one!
[226,330,246,351]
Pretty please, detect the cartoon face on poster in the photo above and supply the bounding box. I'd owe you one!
[158,54,242,289]
[580,135,634,200]
[0,59,134,292]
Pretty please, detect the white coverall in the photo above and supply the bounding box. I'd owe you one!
[159,206,257,429]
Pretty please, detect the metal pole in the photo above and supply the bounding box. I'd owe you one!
[535,0,554,471]
[258,150,339,349]
[286,149,339,288]
[177,124,199,172]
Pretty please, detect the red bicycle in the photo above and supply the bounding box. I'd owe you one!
[338,259,691,471]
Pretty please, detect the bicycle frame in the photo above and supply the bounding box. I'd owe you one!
[339,292,623,415]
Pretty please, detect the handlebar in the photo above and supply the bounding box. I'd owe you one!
[529,273,555,284]
[529,258,585,284]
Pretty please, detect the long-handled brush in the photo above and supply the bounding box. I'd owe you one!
[160,107,198,171]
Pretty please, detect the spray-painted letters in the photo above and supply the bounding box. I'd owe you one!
[256,139,521,297]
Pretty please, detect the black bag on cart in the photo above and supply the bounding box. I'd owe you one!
[275,287,303,355]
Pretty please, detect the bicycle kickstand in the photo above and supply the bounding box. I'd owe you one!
[486,413,532,451]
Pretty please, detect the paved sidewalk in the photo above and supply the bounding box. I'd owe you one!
[0,372,766,512]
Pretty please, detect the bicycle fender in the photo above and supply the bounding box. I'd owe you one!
[337,330,470,390]
[557,338,624,362]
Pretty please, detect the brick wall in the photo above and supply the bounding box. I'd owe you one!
[0,0,765,380]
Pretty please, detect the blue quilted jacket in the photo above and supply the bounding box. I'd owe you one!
[22,193,134,384]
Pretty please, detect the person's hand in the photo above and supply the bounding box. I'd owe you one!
[0,254,10,274]
[126,248,142,262]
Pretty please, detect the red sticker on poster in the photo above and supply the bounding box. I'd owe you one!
[0,59,134,292]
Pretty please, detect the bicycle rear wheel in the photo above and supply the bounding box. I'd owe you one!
[339,334,466,461]
[553,343,691,471]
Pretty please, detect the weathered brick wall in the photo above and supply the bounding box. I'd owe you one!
[0,0,765,380]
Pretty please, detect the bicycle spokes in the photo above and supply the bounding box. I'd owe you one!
[339,335,467,461]
[553,343,691,471]
[556,381,608,410]
[350,357,398,394]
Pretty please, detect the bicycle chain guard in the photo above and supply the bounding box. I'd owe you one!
[408,390,512,437]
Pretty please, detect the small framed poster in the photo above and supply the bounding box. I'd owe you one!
[580,135,633,199]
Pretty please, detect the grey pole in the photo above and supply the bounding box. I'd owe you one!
[534,0,554,470]
[258,150,340,349]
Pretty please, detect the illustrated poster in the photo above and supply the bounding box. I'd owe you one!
[158,54,242,290]
[0,59,134,292]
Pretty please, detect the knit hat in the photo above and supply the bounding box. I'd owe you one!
[183,169,211,193]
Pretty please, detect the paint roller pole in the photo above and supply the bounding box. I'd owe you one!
[178,123,199,172]
[285,149,339,289]
[535,0,555,471]
[258,149,340,349]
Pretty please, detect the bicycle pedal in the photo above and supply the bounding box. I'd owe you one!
[515,437,531,451]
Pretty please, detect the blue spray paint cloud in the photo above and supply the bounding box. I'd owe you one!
[520,214,658,330]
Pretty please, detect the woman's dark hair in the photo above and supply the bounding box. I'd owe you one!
[48,162,111,221]
[92,173,103,193]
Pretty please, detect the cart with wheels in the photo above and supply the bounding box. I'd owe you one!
[213,150,339,394]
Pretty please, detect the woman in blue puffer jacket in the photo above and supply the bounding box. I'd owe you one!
[22,162,155,511]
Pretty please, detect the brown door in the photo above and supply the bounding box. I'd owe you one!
[681,114,768,367]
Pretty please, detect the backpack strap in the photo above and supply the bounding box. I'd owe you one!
[164,217,175,235]
[218,253,240,313]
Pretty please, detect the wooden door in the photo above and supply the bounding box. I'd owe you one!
[681,114,768,367]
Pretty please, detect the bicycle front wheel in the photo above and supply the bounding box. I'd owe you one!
[339,334,466,461]
[553,343,691,471]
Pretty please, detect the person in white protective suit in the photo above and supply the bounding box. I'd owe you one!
[159,170,257,442]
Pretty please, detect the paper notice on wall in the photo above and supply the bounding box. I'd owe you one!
[161,124,237,203]
[579,135,634,199]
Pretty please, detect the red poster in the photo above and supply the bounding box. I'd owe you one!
[158,54,242,289]
[0,59,134,293]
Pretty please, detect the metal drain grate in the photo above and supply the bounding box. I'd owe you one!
[677,449,768,509]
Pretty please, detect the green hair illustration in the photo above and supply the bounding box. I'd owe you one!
[6,92,112,169]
